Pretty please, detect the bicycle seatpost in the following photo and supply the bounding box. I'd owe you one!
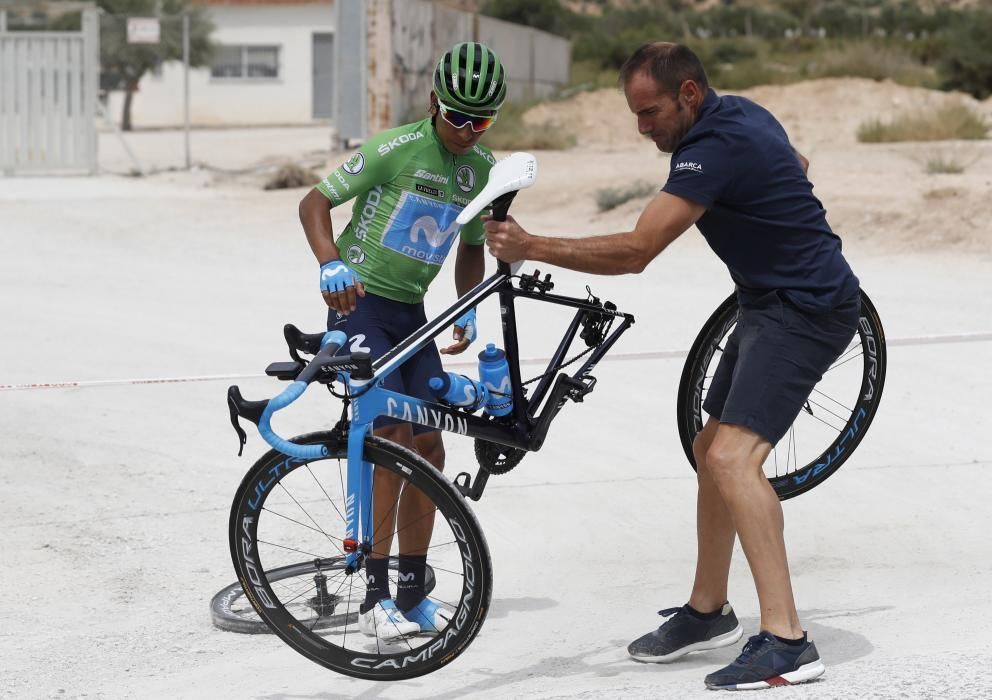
[489,190,518,275]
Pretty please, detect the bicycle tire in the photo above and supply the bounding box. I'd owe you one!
[210,558,437,635]
[677,290,886,500]
[228,432,492,680]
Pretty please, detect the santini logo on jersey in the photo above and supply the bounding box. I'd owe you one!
[377,130,425,155]
[414,169,449,185]
[674,161,704,173]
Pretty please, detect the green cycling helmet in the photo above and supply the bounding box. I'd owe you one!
[433,42,507,115]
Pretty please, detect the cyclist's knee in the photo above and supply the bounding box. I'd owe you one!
[414,431,445,470]
[692,418,720,473]
[375,422,414,448]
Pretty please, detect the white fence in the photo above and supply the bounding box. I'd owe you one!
[0,9,99,174]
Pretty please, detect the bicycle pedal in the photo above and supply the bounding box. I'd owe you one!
[453,472,472,497]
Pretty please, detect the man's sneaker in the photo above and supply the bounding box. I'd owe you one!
[403,597,452,634]
[358,599,420,641]
[628,603,743,663]
[704,631,825,690]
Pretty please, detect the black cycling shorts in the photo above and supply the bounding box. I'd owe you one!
[702,289,860,446]
[329,293,443,435]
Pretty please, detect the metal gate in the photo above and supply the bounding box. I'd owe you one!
[0,9,99,174]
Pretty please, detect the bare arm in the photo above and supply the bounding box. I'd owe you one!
[794,148,809,175]
[299,187,340,264]
[300,187,364,312]
[441,241,486,355]
[484,191,706,275]
[454,240,485,296]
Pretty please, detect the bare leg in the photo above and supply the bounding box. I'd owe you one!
[368,423,416,559]
[396,431,444,556]
[705,422,802,638]
[368,426,444,558]
[688,416,737,613]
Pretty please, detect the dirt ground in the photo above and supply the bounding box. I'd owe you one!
[2,77,991,699]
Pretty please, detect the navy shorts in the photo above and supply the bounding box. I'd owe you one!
[702,289,860,446]
[329,293,443,435]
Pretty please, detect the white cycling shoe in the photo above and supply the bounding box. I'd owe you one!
[403,598,453,634]
[358,599,420,641]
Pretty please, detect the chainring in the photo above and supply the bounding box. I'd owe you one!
[474,438,527,475]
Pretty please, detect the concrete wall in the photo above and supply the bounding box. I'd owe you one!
[368,0,570,133]
[106,3,335,128]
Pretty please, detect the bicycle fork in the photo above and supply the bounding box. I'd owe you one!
[343,421,374,574]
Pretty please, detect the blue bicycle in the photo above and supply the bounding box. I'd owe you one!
[226,154,635,680]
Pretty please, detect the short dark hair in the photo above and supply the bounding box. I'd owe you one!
[618,42,709,96]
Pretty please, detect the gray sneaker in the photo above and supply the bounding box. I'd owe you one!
[628,603,743,663]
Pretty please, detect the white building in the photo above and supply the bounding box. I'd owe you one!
[107,0,336,128]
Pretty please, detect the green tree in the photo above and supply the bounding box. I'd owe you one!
[53,0,214,130]
[938,9,992,99]
[480,0,585,37]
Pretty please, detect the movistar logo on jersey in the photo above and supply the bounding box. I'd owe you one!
[381,191,463,266]
[377,130,425,156]
[414,169,449,185]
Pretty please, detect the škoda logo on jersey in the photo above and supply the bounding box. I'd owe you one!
[376,130,425,155]
[456,165,476,192]
[343,152,365,175]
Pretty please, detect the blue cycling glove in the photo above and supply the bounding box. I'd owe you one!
[319,260,362,295]
[454,308,477,344]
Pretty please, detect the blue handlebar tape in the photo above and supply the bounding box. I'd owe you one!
[321,329,348,350]
[259,380,328,459]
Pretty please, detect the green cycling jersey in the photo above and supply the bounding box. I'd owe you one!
[316,118,496,304]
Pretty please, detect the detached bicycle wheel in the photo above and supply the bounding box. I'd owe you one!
[677,290,886,500]
[228,433,492,680]
[210,558,437,634]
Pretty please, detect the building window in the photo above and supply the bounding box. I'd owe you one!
[210,45,280,79]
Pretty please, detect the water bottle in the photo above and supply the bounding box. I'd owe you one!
[477,343,513,417]
[429,371,488,412]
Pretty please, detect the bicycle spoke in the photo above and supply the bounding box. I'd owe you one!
[306,462,348,525]
[827,347,863,372]
[261,506,347,555]
[277,482,340,553]
[805,397,849,431]
[257,538,328,561]
[810,387,853,414]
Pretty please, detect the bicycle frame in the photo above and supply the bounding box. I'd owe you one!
[228,261,633,572]
[331,260,633,567]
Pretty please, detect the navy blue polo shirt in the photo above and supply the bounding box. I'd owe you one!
[662,89,859,312]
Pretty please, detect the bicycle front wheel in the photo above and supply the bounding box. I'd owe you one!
[228,432,492,680]
[677,290,886,500]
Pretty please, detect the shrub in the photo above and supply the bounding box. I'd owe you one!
[802,42,935,87]
[856,104,988,143]
[481,101,576,151]
[595,180,657,212]
[924,154,966,175]
[264,163,317,190]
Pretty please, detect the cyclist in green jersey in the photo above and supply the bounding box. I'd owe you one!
[298,42,506,641]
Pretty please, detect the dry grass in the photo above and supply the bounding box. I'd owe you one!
[857,104,988,143]
[264,162,318,190]
[481,101,576,151]
[595,180,657,211]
